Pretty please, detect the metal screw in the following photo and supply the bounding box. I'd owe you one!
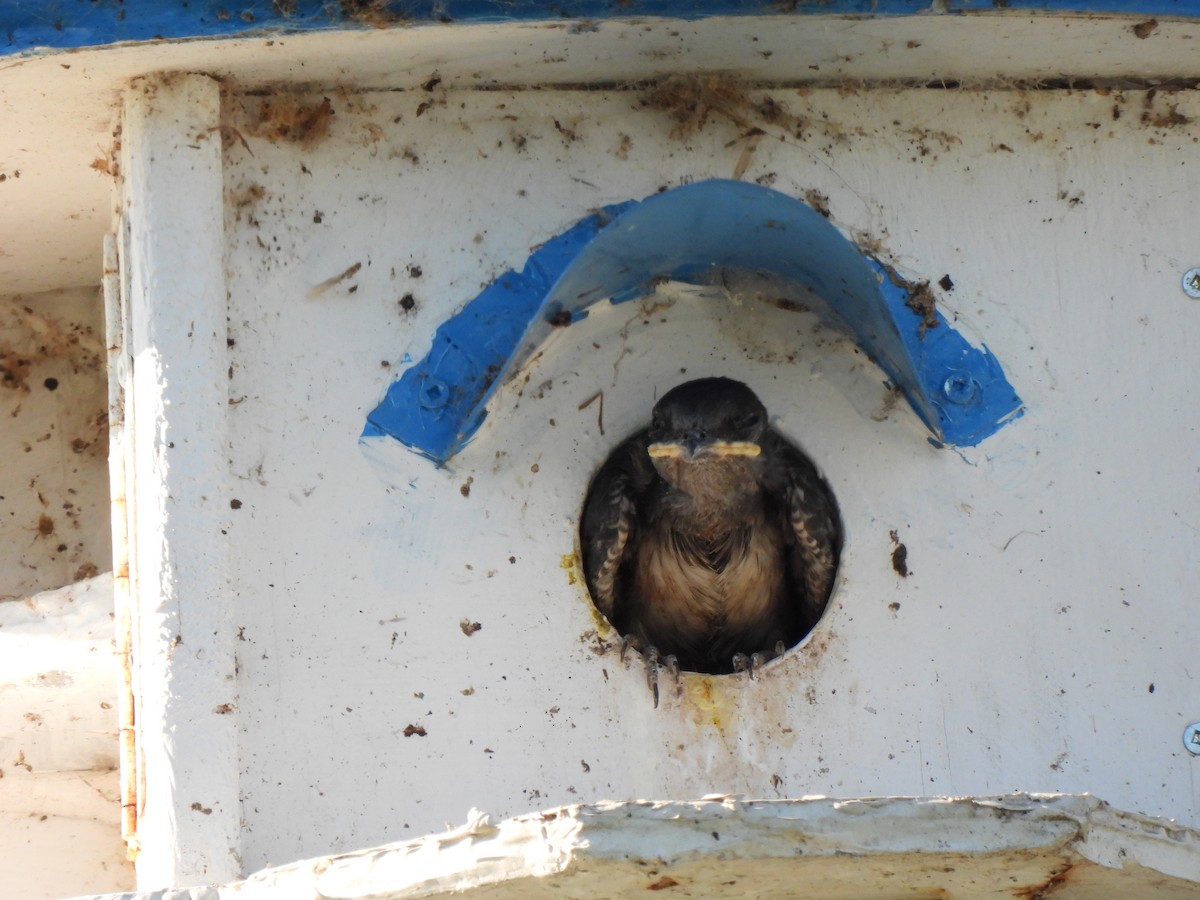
[1183,269,1200,299]
[941,372,980,405]
[1185,723,1200,756]
[418,376,450,410]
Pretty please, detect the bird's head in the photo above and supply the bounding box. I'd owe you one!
[646,378,768,469]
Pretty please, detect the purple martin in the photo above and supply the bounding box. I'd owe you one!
[582,377,840,678]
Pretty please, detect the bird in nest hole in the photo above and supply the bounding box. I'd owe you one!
[581,377,841,704]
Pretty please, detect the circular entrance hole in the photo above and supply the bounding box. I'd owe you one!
[580,376,842,676]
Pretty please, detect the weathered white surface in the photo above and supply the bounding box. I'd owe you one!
[0,572,134,899]
[6,12,1200,295]
[69,796,1200,898]
[0,285,112,599]
[0,771,130,900]
[0,573,117,772]
[120,74,241,888]
[202,82,1200,875]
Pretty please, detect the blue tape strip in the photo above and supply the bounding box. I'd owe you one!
[364,179,1023,462]
[4,1,1198,57]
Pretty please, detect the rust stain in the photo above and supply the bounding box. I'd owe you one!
[1014,860,1075,899]
[647,875,680,890]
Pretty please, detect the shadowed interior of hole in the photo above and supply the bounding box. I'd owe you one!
[579,396,842,678]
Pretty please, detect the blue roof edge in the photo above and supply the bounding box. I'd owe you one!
[5,1,1200,58]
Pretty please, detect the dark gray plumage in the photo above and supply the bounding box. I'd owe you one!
[581,377,841,676]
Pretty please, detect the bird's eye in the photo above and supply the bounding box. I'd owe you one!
[736,413,761,430]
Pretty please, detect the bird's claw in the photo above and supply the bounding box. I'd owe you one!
[749,652,767,679]
[733,647,780,679]
[645,646,660,708]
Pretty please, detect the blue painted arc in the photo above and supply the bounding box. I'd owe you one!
[363,179,1022,463]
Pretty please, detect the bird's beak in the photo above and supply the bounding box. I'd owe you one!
[647,440,761,460]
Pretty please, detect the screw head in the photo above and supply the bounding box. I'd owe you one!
[418,376,450,410]
[1183,269,1200,299]
[1185,723,1200,756]
[941,372,981,405]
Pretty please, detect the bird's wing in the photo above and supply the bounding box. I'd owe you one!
[763,429,842,628]
[580,430,655,623]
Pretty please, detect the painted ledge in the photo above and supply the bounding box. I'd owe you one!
[73,794,1200,898]
[364,179,1023,463]
[5,1,1200,59]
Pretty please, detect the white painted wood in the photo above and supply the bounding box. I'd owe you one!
[6,13,1200,295]
[0,284,111,599]
[120,73,240,889]
[206,82,1200,875]
[65,796,1200,899]
[0,573,134,899]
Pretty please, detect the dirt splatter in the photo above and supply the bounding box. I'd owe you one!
[459,619,482,636]
[904,282,939,338]
[250,96,335,146]
[803,188,831,218]
[1132,19,1158,39]
[889,530,909,578]
[0,304,104,394]
[89,151,118,178]
[643,74,800,141]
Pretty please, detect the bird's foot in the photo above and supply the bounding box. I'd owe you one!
[733,643,788,679]
[619,636,681,707]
